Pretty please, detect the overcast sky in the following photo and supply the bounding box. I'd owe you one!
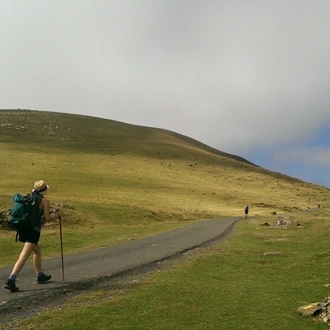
[1,1,330,188]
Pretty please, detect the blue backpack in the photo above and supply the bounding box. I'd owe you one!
[8,193,42,230]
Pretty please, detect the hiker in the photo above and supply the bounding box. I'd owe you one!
[4,180,62,292]
[244,205,249,218]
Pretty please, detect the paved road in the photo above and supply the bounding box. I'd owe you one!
[0,217,240,308]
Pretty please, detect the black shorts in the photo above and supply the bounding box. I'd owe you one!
[18,229,40,244]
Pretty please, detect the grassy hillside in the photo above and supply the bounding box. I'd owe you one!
[2,109,330,329]
[0,109,329,261]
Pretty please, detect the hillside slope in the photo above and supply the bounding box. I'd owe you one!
[0,109,329,220]
[0,109,253,164]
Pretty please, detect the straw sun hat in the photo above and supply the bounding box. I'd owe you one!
[33,180,50,195]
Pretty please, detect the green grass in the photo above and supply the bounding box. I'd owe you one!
[14,208,330,329]
[1,109,330,329]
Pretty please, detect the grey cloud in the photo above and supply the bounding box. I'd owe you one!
[1,0,330,158]
[273,146,330,168]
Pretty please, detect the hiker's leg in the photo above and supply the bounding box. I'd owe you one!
[10,242,35,276]
[32,244,42,273]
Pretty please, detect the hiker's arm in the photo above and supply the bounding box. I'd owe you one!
[42,199,62,221]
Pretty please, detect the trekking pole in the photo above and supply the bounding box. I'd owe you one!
[59,215,65,281]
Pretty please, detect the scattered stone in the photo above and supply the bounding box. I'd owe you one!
[276,217,292,228]
[297,302,322,317]
[262,252,282,256]
[298,296,330,324]
[53,203,75,210]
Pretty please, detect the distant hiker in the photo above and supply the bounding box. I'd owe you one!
[4,180,62,293]
[244,205,249,218]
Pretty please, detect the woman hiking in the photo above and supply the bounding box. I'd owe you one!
[4,180,62,292]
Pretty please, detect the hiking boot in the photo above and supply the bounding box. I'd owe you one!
[37,273,51,284]
[4,279,19,292]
